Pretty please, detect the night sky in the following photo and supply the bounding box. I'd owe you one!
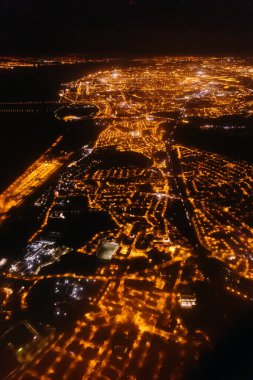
[1,0,253,55]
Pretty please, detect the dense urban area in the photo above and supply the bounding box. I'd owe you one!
[0,56,253,379]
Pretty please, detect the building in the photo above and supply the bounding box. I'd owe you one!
[179,294,197,309]
[96,241,119,260]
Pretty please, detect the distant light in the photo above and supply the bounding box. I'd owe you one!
[229,256,236,260]
[10,264,18,272]
[0,258,7,267]
[112,71,119,79]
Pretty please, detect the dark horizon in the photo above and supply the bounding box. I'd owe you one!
[1,0,253,56]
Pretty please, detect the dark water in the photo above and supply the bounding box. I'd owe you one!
[0,62,120,102]
[174,116,253,163]
[0,112,61,191]
[0,62,121,191]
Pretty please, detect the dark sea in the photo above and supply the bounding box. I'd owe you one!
[0,61,117,192]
